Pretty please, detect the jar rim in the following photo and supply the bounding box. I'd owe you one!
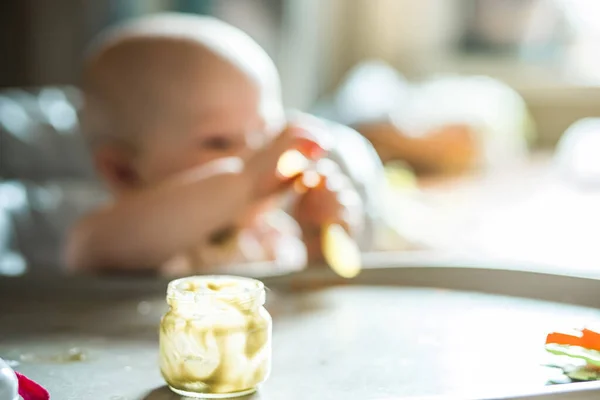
[166,275,265,303]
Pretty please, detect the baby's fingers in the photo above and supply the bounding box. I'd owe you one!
[245,125,327,201]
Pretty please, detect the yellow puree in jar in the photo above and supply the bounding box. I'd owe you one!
[160,276,272,397]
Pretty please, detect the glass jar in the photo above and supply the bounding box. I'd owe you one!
[160,275,272,398]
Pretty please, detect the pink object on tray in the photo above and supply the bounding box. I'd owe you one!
[16,372,49,400]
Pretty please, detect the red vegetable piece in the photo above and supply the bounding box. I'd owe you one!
[16,372,49,400]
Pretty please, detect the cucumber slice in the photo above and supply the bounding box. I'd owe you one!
[565,366,600,382]
[545,344,600,367]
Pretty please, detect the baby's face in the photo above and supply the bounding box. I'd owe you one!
[131,72,284,185]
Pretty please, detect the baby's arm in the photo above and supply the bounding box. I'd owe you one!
[66,159,251,272]
[66,126,322,272]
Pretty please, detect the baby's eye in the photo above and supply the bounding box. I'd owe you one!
[201,136,233,151]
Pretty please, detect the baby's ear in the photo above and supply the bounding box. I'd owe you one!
[93,145,140,193]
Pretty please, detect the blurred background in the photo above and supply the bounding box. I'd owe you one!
[2,0,600,276]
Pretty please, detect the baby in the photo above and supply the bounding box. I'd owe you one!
[66,13,382,274]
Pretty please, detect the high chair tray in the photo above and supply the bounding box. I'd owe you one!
[1,255,600,400]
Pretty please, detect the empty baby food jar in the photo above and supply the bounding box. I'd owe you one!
[160,275,272,398]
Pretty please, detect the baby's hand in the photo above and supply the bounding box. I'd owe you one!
[244,124,326,203]
[292,159,364,263]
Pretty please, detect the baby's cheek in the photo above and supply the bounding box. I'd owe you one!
[194,151,228,167]
[136,150,204,183]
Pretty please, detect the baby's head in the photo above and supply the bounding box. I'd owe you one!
[82,13,285,192]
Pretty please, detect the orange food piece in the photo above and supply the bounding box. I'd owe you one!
[546,328,600,352]
[546,331,584,347]
[582,329,600,351]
